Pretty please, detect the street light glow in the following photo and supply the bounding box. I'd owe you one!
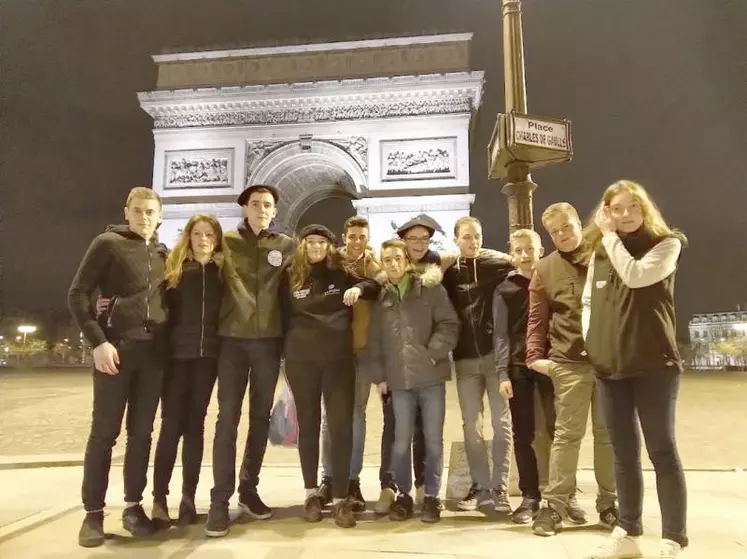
[18,325,38,334]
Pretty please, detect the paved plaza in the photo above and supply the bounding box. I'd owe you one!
[0,368,746,558]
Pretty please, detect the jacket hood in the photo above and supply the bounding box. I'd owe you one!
[105,224,160,243]
[416,264,443,288]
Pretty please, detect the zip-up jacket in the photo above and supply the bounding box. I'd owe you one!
[218,220,295,339]
[68,224,168,347]
[583,230,683,379]
[493,271,532,382]
[279,262,380,363]
[167,259,223,360]
[442,254,513,362]
[365,266,459,390]
[525,248,588,365]
[339,247,386,354]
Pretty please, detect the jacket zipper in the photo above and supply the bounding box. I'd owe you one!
[145,243,152,330]
[199,264,206,357]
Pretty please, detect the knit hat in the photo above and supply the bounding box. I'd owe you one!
[298,224,338,245]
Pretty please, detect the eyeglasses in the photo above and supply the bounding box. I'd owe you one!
[404,236,430,245]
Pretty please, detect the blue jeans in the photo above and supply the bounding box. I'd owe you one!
[597,372,688,548]
[390,383,446,497]
[321,366,370,481]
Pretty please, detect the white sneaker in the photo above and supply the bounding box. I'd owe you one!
[583,526,644,559]
[660,538,682,558]
[374,488,396,515]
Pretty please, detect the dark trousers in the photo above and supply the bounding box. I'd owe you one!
[210,337,282,505]
[380,395,426,491]
[82,338,165,511]
[285,358,355,499]
[509,368,556,500]
[597,372,688,548]
[153,357,217,500]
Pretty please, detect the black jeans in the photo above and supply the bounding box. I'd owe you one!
[82,338,165,511]
[285,358,355,499]
[153,357,217,500]
[597,372,688,548]
[380,395,426,491]
[509,368,556,500]
[210,337,282,506]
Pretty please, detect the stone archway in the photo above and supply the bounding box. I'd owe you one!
[247,139,365,232]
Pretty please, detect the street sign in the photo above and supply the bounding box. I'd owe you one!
[488,111,573,179]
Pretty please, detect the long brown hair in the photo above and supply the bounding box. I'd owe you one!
[583,180,687,257]
[165,214,246,300]
[288,237,351,290]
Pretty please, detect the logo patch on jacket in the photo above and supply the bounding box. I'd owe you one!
[324,283,341,296]
[267,249,283,267]
[595,280,607,289]
[293,288,310,299]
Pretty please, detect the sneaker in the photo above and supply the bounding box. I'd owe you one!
[348,479,366,513]
[660,538,682,558]
[304,494,323,523]
[532,504,563,537]
[78,511,105,548]
[177,495,198,526]
[318,478,332,508]
[457,483,491,511]
[204,503,229,537]
[374,487,396,515]
[415,484,425,507]
[332,498,357,528]
[151,499,171,529]
[389,493,414,521]
[238,491,272,520]
[122,504,155,537]
[568,493,589,525]
[582,526,643,559]
[599,505,620,529]
[491,487,512,513]
[421,496,442,523]
[512,496,539,524]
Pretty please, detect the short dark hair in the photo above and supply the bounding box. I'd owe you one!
[380,239,410,261]
[454,216,481,237]
[343,215,369,236]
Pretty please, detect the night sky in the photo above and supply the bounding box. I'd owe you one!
[1,0,745,335]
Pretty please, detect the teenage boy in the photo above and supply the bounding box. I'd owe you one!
[441,216,515,512]
[68,187,168,547]
[206,184,295,537]
[367,240,460,523]
[526,202,618,537]
[493,229,555,524]
[318,216,388,511]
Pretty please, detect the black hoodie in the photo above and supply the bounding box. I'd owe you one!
[68,224,168,347]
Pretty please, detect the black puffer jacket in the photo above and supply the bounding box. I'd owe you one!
[68,225,168,346]
[167,259,223,360]
[365,266,460,390]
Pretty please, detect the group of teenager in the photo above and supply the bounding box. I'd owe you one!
[68,179,688,559]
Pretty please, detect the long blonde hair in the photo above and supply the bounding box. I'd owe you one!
[289,237,352,290]
[583,180,687,256]
[165,214,245,299]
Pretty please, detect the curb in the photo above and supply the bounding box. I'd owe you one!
[0,503,82,544]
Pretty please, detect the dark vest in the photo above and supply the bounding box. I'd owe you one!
[586,231,682,379]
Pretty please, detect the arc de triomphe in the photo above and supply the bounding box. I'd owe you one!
[138,33,484,248]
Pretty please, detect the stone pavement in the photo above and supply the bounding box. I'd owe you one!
[0,466,745,559]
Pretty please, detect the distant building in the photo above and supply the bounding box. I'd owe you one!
[689,308,747,369]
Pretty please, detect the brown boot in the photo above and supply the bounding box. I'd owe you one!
[304,495,323,523]
[332,498,356,528]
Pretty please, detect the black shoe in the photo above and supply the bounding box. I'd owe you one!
[421,496,442,523]
[567,493,588,525]
[151,498,171,530]
[238,491,272,520]
[177,495,198,526]
[122,504,155,537]
[318,478,333,508]
[389,493,414,521]
[599,505,619,529]
[532,504,562,537]
[304,495,323,523]
[204,503,230,537]
[78,511,104,548]
[511,496,540,525]
[332,498,357,528]
[348,479,366,513]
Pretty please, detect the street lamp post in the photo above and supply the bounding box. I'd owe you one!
[17,325,38,362]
